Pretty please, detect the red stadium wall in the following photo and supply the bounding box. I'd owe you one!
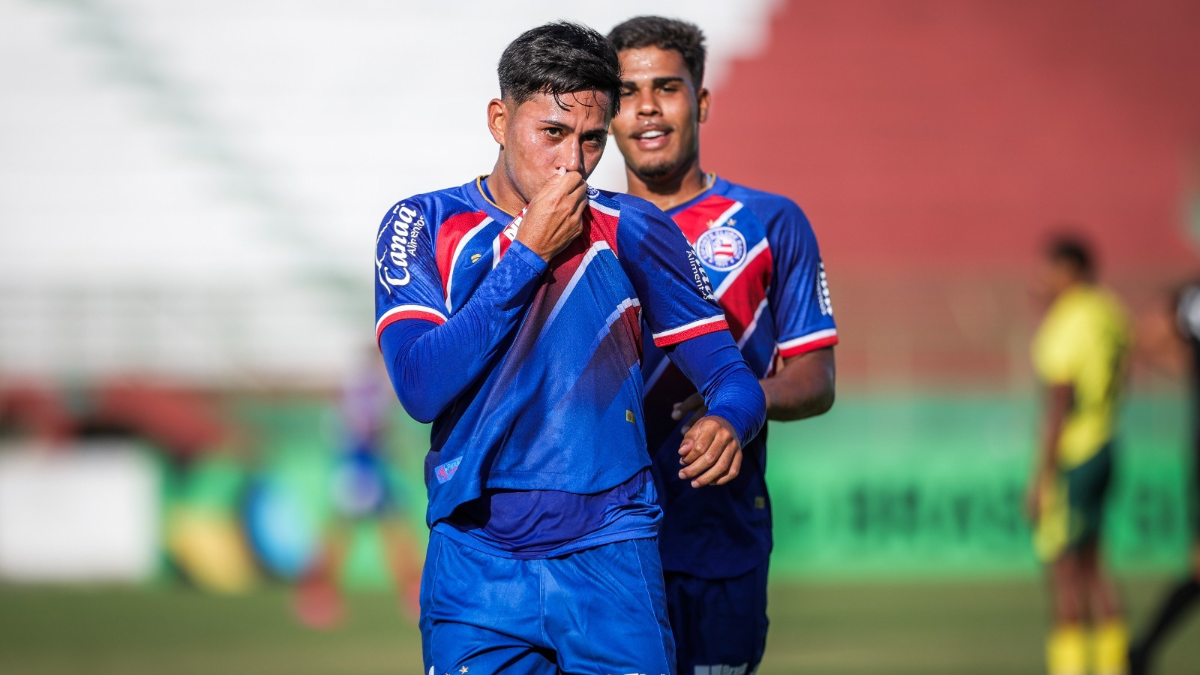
[704,0,1200,385]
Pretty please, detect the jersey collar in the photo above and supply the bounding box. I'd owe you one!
[467,175,521,223]
[665,173,726,217]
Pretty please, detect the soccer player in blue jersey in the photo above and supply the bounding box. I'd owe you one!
[608,17,838,675]
[374,22,766,675]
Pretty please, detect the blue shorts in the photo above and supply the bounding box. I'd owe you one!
[420,530,675,675]
[665,560,769,675]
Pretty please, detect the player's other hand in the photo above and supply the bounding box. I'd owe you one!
[678,415,742,488]
[517,168,587,262]
[671,392,708,434]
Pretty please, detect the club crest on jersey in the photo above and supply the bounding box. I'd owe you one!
[694,226,748,271]
[586,185,600,199]
[434,456,462,484]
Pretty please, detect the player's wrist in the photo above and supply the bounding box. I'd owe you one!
[507,240,551,273]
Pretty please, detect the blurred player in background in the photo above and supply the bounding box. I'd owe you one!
[1027,236,1131,675]
[294,347,421,628]
[374,22,766,675]
[608,16,837,675]
[1128,280,1200,675]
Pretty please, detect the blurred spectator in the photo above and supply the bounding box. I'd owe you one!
[294,348,421,628]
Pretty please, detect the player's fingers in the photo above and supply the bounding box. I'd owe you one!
[680,424,726,480]
[678,435,712,477]
[680,419,718,464]
[677,438,693,463]
[691,441,736,487]
[714,447,743,486]
[559,172,586,198]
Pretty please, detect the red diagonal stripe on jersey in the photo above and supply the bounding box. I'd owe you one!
[716,246,774,341]
[673,194,739,243]
[487,214,598,391]
[435,210,489,296]
[586,203,621,255]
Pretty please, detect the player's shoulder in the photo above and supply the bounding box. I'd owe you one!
[377,181,480,238]
[721,179,806,219]
[595,187,674,230]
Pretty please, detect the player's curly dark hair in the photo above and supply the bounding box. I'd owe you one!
[607,16,707,89]
[498,21,622,118]
[1046,233,1096,279]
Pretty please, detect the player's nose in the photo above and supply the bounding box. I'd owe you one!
[558,142,583,173]
[636,89,660,116]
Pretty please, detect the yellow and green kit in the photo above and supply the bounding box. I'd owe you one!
[1031,285,1131,562]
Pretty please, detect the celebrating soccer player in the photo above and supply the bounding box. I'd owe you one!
[1027,236,1131,675]
[607,16,838,675]
[374,22,766,675]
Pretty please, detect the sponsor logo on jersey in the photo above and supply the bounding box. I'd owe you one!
[694,226,748,271]
[434,456,462,484]
[377,203,425,292]
[817,261,833,316]
[686,250,716,300]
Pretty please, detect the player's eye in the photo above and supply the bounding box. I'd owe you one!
[544,127,563,138]
[619,87,635,98]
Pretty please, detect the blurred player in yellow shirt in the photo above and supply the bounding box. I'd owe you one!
[1027,235,1132,675]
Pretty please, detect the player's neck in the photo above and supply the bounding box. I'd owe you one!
[483,163,527,217]
[625,156,710,212]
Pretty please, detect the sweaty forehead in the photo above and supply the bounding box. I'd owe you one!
[513,90,612,125]
[618,46,690,81]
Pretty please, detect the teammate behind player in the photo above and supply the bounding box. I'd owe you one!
[1027,236,1131,675]
[375,22,766,675]
[1128,280,1200,675]
[608,17,837,675]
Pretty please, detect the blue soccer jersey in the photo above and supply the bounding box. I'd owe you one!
[643,175,838,579]
[375,177,758,533]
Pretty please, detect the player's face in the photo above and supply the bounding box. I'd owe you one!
[489,90,610,202]
[611,47,709,184]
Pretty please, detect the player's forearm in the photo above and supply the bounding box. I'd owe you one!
[380,242,547,422]
[668,331,766,447]
[760,347,836,421]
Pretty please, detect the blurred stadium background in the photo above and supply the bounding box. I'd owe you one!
[2,0,1199,673]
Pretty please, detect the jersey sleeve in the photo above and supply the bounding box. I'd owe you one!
[1033,316,1083,385]
[766,200,839,358]
[614,198,729,347]
[375,199,447,344]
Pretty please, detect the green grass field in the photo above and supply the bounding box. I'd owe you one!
[2,579,1198,675]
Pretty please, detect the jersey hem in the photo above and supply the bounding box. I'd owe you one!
[653,315,730,348]
[777,328,838,358]
[432,521,659,560]
[375,305,448,346]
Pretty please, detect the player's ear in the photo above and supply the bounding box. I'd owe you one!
[697,87,711,124]
[487,98,507,148]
